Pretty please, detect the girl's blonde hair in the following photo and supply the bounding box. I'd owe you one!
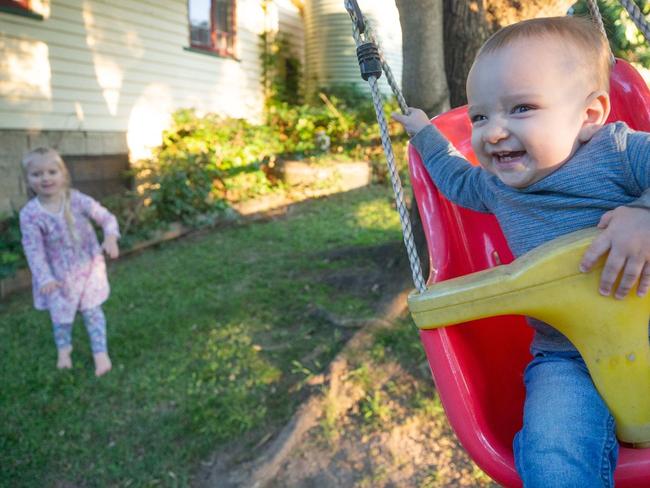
[22,147,79,245]
[477,16,613,92]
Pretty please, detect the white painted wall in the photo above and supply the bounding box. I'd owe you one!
[0,0,304,159]
[303,0,402,97]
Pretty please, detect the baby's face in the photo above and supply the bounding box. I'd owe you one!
[467,37,596,188]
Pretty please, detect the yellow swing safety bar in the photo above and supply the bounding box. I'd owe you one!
[408,227,650,446]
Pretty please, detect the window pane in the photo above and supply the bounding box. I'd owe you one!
[0,0,31,9]
[214,0,233,34]
[189,0,211,46]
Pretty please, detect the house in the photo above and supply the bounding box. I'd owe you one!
[0,0,401,216]
[0,0,304,214]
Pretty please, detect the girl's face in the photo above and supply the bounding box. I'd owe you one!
[26,154,67,199]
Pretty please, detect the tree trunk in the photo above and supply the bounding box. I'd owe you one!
[443,0,577,107]
[395,0,449,117]
[443,1,492,108]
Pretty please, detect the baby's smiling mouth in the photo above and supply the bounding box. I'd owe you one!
[493,151,526,164]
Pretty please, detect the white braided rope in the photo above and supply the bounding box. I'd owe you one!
[586,0,609,37]
[345,1,426,292]
[346,3,408,113]
[618,0,650,44]
[368,75,427,292]
[586,0,616,63]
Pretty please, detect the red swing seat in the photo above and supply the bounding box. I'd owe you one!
[408,58,650,487]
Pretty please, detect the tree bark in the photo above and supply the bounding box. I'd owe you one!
[443,1,492,108]
[395,0,449,117]
[442,0,577,107]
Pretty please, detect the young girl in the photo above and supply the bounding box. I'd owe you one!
[19,147,120,377]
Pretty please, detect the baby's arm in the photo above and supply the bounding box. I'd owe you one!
[19,213,59,293]
[76,191,121,259]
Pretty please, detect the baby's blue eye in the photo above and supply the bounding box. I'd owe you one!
[470,114,486,123]
[512,105,533,114]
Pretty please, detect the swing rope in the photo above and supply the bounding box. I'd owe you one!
[619,0,650,44]
[586,0,650,61]
[344,0,427,293]
[585,0,618,68]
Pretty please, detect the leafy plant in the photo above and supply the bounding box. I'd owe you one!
[573,0,650,66]
[134,109,282,223]
[260,29,303,107]
[0,212,26,280]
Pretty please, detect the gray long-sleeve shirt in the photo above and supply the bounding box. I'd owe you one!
[411,121,650,351]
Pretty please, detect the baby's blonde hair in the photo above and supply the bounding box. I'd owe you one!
[22,147,79,245]
[477,16,613,92]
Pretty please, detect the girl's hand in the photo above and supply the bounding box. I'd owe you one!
[580,206,650,299]
[40,281,60,295]
[102,235,120,259]
[391,108,431,137]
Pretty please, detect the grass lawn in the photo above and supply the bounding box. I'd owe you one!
[0,185,410,487]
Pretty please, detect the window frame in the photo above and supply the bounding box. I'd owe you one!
[188,0,237,58]
[0,0,44,19]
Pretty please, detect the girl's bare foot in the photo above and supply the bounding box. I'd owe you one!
[57,347,73,369]
[93,352,112,377]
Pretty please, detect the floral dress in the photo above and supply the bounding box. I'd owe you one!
[19,190,120,324]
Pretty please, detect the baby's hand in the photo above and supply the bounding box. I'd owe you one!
[580,206,650,299]
[391,108,431,137]
[40,281,60,295]
[102,235,120,259]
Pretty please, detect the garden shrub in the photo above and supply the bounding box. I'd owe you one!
[0,212,25,280]
[133,109,282,224]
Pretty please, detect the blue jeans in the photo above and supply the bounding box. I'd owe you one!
[513,349,619,487]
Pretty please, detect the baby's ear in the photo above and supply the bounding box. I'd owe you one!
[578,91,611,142]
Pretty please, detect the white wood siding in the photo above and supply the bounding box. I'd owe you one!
[0,0,303,155]
[303,0,401,98]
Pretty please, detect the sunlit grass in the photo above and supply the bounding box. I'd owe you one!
[0,185,402,487]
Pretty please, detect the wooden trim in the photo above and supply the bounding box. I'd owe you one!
[183,45,241,62]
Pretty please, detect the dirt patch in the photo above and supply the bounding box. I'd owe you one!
[194,242,498,488]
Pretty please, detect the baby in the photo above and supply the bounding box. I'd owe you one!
[393,16,650,487]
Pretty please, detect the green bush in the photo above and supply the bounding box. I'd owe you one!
[260,30,303,106]
[134,109,282,224]
[135,94,405,224]
[0,212,25,280]
[101,190,161,249]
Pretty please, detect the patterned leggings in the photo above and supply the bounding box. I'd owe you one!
[52,306,108,354]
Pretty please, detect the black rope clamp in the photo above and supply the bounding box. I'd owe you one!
[356,42,382,81]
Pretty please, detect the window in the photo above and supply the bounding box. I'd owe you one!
[189,0,236,57]
[0,0,30,9]
[0,0,44,19]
